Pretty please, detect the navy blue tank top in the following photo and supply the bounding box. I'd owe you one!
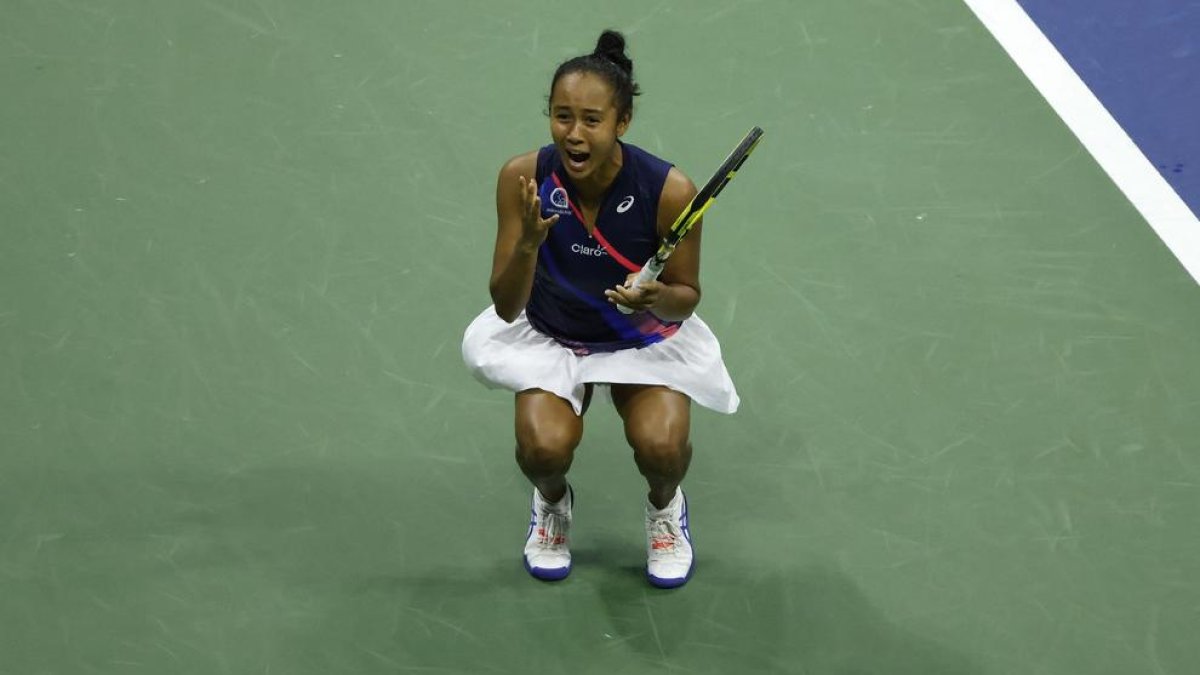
[526,142,681,354]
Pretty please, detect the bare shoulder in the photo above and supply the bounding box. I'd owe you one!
[657,166,698,227]
[499,150,539,183]
[496,150,541,218]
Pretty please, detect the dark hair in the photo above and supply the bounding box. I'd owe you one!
[548,30,642,122]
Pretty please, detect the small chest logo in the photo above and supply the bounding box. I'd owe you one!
[616,195,635,213]
[571,243,608,258]
[549,187,570,210]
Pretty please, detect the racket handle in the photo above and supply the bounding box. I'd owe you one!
[615,259,665,314]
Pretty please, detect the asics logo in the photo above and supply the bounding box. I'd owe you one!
[616,195,635,213]
[571,243,608,257]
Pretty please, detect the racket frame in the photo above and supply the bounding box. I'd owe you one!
[617,126,764,312]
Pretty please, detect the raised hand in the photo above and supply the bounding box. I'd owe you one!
[517,176,560,248]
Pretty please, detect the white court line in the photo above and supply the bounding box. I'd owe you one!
[963,0,1200,286]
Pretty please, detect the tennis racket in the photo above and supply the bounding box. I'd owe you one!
[617,126,764,314]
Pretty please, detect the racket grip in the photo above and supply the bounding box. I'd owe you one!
[615,260,664,314]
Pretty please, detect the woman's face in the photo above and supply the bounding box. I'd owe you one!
[548,71,630,182]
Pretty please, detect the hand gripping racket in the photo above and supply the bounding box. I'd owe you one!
[617,126,764,314]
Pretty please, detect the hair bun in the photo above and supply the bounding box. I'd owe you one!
[593,29,633,77]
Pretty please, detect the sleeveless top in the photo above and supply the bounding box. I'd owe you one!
[526,142,682,354]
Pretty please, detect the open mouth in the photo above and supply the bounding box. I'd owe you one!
[564,149,591,170]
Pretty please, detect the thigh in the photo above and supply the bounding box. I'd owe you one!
[515,386,591,449]
[610,384,692,443]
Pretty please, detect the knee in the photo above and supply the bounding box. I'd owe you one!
[516,425,578,474]
[627,423,691,470]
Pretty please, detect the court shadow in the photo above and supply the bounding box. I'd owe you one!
[291,525,983,675]
[214,458,983,674]
[591,559,985,674]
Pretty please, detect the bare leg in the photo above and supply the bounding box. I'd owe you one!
[611,384,692,509]
[514,387,590,502]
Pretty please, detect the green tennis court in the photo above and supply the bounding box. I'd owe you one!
[2,1,1197,673]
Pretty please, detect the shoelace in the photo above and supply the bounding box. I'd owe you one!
[536,510,569,547]
[647,517,684,556]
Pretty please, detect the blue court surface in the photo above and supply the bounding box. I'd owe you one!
[1018,0,1199,219]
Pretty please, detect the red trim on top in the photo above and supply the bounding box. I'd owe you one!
[550,172,641,273]
[589,228,640,273]
[549,173,587,227]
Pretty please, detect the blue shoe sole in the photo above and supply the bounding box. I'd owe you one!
[646,561,694,589]
[524,556,571,581]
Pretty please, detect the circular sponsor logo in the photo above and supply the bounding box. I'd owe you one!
[550,187,569,209]
[617,195,635,213]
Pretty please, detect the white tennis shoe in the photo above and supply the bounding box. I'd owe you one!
[523,485,573,581]
[645,488,694,588]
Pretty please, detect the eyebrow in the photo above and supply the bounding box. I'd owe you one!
[551,105,606,115]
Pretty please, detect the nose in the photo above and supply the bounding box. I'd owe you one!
[565,121,584,145]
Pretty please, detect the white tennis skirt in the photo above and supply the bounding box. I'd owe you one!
[461,306,739,415]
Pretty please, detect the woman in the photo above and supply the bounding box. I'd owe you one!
[462,30,738,589]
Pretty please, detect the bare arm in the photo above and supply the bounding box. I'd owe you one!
[488,152,560,322]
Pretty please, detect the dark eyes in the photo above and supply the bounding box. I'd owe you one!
[554,113,602,125]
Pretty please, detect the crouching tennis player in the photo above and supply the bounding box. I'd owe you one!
[462,30,738,589]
